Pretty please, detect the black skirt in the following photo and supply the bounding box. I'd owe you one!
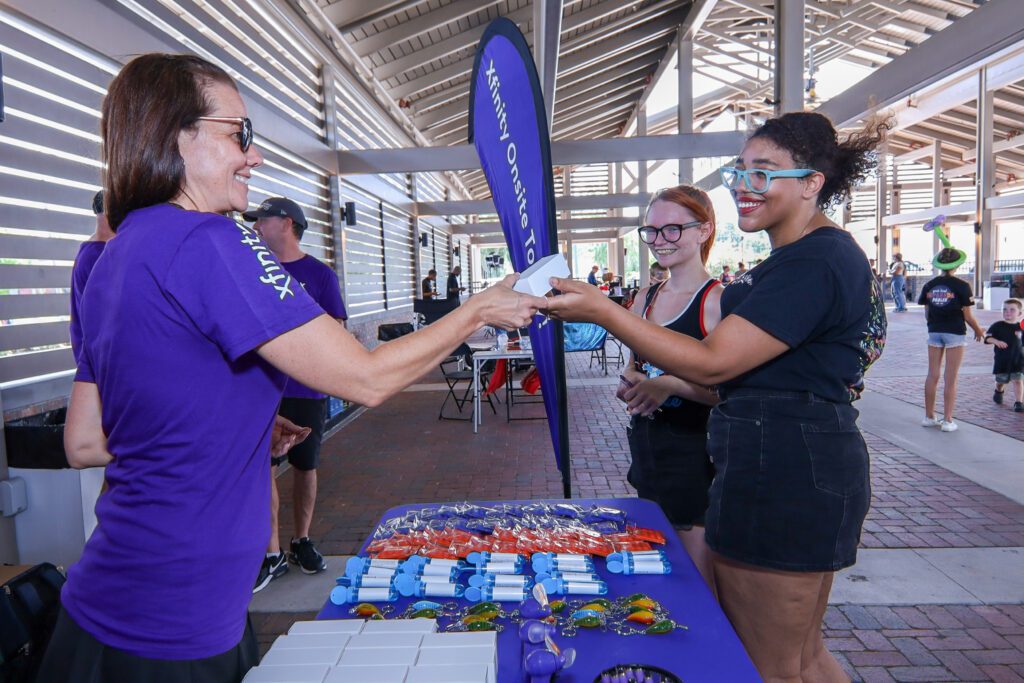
[36,606,258,683]
[704,388,871,572]
[627,412,714,528]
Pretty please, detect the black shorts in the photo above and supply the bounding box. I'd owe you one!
[626,413,713,528]
[36,606,258,683]
[704,389,871,572]
[272,397,327,471]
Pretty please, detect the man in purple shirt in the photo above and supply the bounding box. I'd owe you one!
[69,191,115,364]
[244,197,347,591]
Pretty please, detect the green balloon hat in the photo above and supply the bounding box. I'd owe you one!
[923,215,966,271]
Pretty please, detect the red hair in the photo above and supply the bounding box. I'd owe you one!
[647,185,716,264]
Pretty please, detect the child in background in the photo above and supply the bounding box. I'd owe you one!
[985,298,1024,412]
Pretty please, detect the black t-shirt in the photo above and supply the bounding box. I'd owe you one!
[447,273,460,297]
[421,277,435,297]
[985,320,1024,374]
[918,275,973,334]
[720,227,887,403]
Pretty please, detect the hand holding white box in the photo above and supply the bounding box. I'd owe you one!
[512,254,570,297]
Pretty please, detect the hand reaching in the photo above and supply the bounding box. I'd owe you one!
[474,274,548,330]
[621,376,675,417]
[271,414,312,458]
[544,277,615,323]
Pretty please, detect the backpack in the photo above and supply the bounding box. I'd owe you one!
[0,563,66,683]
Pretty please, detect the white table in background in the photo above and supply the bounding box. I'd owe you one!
[471,347,533,433]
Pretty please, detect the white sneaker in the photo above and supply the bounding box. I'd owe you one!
[921,416,941,427]
[940,420,958,433]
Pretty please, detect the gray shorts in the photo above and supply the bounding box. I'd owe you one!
[927,332,968,348]
[995,372,1024,383]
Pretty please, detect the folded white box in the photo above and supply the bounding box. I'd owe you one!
[338,646,419,668]
[260,646,344,668]
[345,633,424,650]
[419,632,496,650]
[415,647,495,683]
[242,663,330,683]
[512,253,570,297]
[324,665,409,683]
[404,664,490,683]
[270,634,351,650]
[360,619,438,634]
[289,620,365,636]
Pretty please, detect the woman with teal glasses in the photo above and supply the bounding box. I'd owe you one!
[545,111,890,682]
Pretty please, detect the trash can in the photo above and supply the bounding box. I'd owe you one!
[984,275,1011,310]
[4,408,103,567]
[3,408,68,470]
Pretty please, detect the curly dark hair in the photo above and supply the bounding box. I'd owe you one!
[749,111,892,211]
[937,246,962,266]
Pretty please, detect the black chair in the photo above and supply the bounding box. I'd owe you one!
[438,346,497,421]
[504,359,545,422]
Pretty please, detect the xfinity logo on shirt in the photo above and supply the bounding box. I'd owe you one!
[234,222,295,300]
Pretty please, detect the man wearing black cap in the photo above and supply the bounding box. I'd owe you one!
[243,197,348,591]
[70,191,115,364]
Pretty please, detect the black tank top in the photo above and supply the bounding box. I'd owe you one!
[633,278,717,431]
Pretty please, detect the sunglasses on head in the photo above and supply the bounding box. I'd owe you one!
[637,221,704,245]
[197,116,253,152]
[719,166,815,194]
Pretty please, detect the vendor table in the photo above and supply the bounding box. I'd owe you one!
[317,497,759,682]
[470,347,534,433]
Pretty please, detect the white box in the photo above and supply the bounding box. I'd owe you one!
[415,648,495,683]
[345,633,424,650]
[360,619,437,634]
[270,634,351,650]
[512,253,570,297]
[405,664,490,683]
[338,646,420,668]
[325,665,409,683]
[242,664,329,683]
[289,620,364,636]
[260,646,343,667]
[419,632,497,650]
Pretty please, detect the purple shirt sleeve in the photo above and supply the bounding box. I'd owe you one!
[75,344,95,383]
[164,217,323,361]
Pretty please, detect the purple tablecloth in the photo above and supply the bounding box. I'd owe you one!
[318,497,759,682]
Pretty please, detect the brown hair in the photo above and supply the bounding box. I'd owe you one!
[1005,298,1023,310]
[101,54,236,229]
[647,184,716,264]
[750,111,892,210]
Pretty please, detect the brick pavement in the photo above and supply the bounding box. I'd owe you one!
[868,306,1024,443]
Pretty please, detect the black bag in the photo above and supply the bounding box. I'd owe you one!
[377,323,414,341]
[0,563,65,683]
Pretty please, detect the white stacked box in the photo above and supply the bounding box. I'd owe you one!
[243,618,496,683]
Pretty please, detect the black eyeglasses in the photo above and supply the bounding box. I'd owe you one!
[197,116,253,152]
[638,221,704,244]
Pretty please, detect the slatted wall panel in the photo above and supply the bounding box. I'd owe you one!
[115,0,324,136]
[381,199,415,311]
[245,139,334,266]
[333,76,409,197]
[0,10,116,384]
[340,181,386,319]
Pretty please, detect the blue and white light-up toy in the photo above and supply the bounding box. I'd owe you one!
[541,577,608,596]
[393,574,464,599]
[464,583,529,603]
[329,585,397,605]
[531,553,594,575]
[335,572,396,589]
[467,572,535,589]
[534,570,602,584]
[605,555,672,575]
[467,551,526,569]
[398,557,465,575]
[345,557,400,578]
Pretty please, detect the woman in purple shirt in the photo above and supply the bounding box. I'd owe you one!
[38,54,543,683]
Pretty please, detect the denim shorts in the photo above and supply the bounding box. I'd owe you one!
[995,372,1024,383]
[704,389,871,572]
[927,332,968,348]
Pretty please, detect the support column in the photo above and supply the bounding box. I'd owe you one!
[876,146,889,276]
[677,34,694,184]
[638,107,650,287]
[0,392,19,563]
[932,140,943,275]
[975,68,995,303]
[561,166,572,275]
[774,0,804,115]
